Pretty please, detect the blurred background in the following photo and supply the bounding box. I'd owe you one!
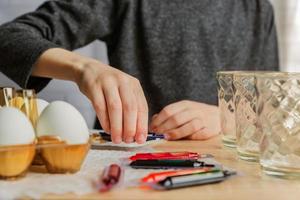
[0,0,299,128]
[0,0,110,128]
[270,0,300,72]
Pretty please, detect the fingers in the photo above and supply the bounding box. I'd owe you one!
[186,128,218,140]
[164,118,204,140]
[91,86,110,133]
[151,114,158,121]
[93,77,148,144]
[103,82,123,144]
[150,100,188,131]
[119,84,137,143]
[78,63,149,144]
[154,109,198,133]
[135,82,148,144]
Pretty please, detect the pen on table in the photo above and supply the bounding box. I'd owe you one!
[130,159,215,169]
[141,167,221,183]
[147,132,165,139]
[98,164,122,192]
[154,170,236,190]
[98,131,164,142]
[130,152,212,161]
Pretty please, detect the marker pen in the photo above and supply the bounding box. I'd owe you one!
[130,152,212,161]
[141,167,220,183]
[98,131,164,142]
[155,170,236,190]
[130,159,215,169]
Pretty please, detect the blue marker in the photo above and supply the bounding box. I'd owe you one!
[98,130,164,141]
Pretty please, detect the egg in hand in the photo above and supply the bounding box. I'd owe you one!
[36,101,89,144]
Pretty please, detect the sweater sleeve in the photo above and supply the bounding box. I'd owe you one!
[0,0,118,92]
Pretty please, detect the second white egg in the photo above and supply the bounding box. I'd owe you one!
[36,101,89,144]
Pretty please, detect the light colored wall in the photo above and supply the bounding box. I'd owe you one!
[270,0,300,71]
[0,0,109,128]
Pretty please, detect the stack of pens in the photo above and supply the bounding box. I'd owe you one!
[97,152,236,192]
[128,152,236,190]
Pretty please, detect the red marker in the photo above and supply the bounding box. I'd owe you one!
[98,164,122,192]
[130,152,211,161]
[141,167,219,183]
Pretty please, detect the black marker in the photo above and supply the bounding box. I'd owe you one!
[130,159,215,169]
[98,130,164,141]
[155,170,236,190]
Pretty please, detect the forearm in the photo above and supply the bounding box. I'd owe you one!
[32,48,101,83]
[0,0,115,90]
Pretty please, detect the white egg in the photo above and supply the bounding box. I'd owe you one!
[0,107,35,146]
[36,98,49,116]
[36,101,89,144]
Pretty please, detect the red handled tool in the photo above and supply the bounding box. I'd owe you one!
[98,164,122,192]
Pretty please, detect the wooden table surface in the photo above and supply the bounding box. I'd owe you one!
[44,136,300,200]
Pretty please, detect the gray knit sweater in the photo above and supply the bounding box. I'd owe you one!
[0,0,278,116]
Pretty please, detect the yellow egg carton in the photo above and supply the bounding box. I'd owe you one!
[0,136,91,180]
[0,87,91,180]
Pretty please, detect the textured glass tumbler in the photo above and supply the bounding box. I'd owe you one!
[234,72,261,161]
[217,71,237,147]
[257,73,300,178]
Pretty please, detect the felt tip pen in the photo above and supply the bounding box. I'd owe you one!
[141,167,221,183]
[98,164,122,192]
[130,152,211,161]
[98,131,164,142]
[147,132,165,140]
[130,160,215,169]
[154,170,236,190]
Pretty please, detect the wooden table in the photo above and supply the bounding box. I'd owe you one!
[44,136,300,200]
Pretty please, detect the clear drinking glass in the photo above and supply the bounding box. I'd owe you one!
[14,89,42,165]
[14,89,38,129]
[0,87,15,107]
[257,72,300,178]
[217,71,237,147]
[233,72,261,161]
